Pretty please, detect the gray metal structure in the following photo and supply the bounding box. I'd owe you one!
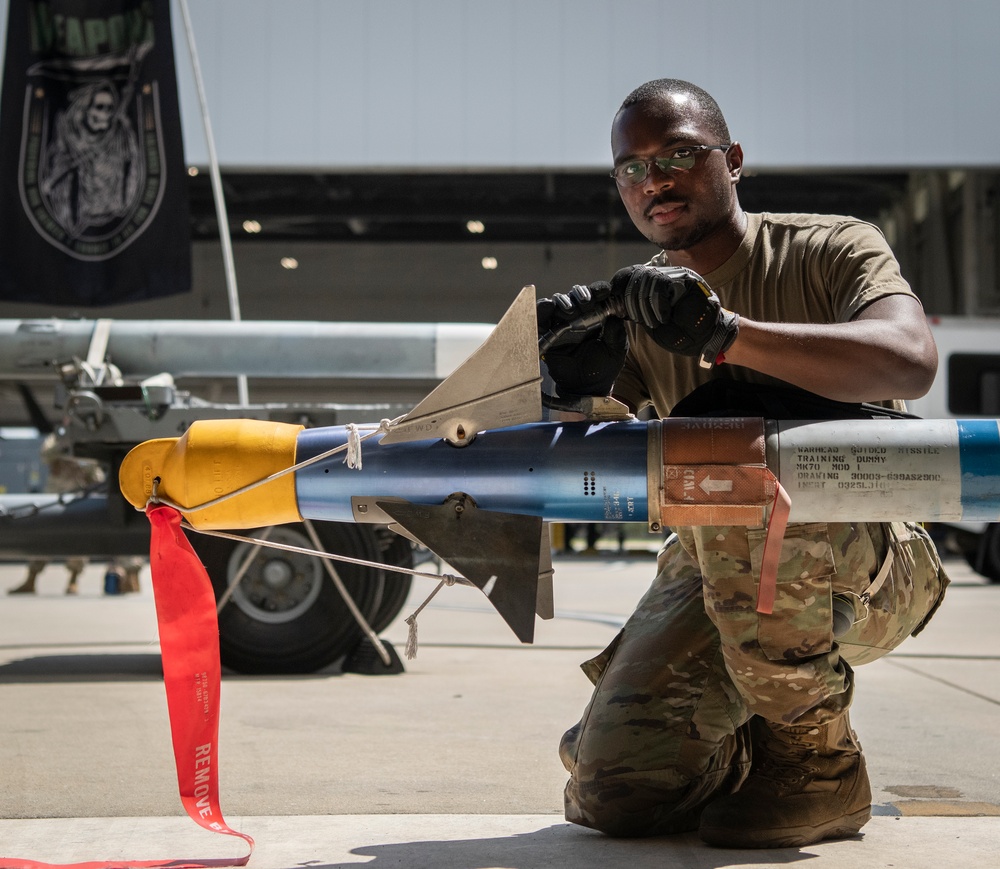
[0,317,492,380]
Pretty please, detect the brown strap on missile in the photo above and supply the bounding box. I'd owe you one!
[657,417,788,614]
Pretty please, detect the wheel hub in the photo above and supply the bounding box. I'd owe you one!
[226,527,325,624]
[261,557,295,589]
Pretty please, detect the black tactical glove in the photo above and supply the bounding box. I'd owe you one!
[536,283,628,397]
[610,265,739,369]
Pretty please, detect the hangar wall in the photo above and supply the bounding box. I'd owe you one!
[3,0,997,171]
[161,0,1000,171]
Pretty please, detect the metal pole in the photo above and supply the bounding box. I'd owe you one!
[176,0,249,406]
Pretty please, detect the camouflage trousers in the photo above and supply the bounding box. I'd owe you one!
[559,520,949,837]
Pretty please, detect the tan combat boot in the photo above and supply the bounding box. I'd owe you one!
[698,713,871,848]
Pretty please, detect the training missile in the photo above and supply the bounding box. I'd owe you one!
[118,413,1000,525]
[118,286,1000,643]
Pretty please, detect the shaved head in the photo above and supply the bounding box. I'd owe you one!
[617,79,730,144]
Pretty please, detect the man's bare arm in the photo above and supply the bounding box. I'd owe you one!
[723,294,937,402]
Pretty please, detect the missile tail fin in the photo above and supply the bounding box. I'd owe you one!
[380,285,543,445]
[378,496,552,643]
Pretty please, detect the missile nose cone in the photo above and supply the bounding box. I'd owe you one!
[119,438,179,510]
[117,419,304,529]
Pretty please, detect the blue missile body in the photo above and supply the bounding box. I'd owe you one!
[294,420,650,524]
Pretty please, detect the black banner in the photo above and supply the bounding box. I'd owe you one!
[0,0,191,305]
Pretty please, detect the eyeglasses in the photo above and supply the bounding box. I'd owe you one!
[610,144,731,187]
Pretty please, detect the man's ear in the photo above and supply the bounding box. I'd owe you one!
[728,142,744,183]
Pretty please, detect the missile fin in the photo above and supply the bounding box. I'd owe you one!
[377,495,549,643]
[536,522,555,621]
[380,286,543,445]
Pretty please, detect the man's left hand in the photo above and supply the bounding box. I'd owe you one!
[611,265,740,369]
[536,284,628,397]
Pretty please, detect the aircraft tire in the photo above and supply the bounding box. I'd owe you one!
[192,521,386,674]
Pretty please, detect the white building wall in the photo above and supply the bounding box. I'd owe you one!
[3,0,997,171]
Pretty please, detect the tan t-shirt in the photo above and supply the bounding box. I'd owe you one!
[613,212,919,417]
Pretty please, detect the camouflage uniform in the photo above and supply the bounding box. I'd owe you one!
[560,213,951,836]
[560,519,948,836]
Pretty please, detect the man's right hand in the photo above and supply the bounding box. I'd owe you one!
[609,264,739,369]
[536,283,628,397]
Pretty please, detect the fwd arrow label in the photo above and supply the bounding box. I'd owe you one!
[700,476,734,494]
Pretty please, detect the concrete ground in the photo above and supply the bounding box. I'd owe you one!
[0,542,998,868]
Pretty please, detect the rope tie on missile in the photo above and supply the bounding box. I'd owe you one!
[403,574,458,659]
[344,422,364,469]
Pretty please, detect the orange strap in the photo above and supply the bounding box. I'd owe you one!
[0,505,253,869]
[655,418,792,616]
[756,478,791,615]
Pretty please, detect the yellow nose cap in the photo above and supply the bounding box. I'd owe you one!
[117,418,304,530]
[118,438,178,510]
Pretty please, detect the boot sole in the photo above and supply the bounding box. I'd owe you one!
[700,807,871,849]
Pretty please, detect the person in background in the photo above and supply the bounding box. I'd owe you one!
[7,434,104,595]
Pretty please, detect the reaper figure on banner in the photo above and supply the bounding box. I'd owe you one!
[38,47,144,241]
[41,77,141,238]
